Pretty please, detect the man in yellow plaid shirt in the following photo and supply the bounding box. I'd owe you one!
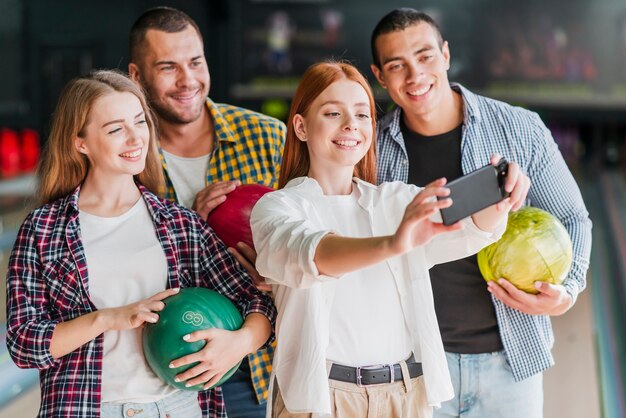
[129,7,284,417]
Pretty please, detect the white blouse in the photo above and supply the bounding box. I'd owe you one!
[321,188,413,367]
[251,177,506,417]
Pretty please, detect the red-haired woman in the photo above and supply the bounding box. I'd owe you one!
[250,61,529,418]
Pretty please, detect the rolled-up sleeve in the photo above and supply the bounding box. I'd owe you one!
[251,193,335,289]
[6,217,61,370]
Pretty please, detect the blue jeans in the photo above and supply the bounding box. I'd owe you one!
[101,390,201,418]
[221,357,266,418]
[434,351,543,418]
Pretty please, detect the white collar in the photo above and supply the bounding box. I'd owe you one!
[283,176,378,212]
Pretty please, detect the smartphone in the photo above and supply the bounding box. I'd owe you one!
[438,159,509,226]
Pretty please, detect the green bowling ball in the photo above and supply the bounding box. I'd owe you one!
[143,287,244,391]
[477,207,572,294]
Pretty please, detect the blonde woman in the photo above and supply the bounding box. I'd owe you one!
[6,70,275,418]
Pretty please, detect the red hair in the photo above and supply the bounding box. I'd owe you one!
[279,61,377,189]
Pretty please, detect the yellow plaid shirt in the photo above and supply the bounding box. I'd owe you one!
[160,99,285,404]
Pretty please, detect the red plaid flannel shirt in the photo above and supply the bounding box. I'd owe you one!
[5,183,276,417]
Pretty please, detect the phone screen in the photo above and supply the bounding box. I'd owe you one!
[438,165,507,225]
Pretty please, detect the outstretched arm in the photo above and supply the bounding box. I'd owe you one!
[314,178,462,276]
[471,155,530,231]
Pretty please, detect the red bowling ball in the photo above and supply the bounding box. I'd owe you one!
[206,184,273,249]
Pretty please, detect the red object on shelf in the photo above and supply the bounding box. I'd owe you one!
[0,128,21,178]
[20,129,41,173]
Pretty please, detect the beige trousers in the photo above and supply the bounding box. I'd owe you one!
[272,362,432,418]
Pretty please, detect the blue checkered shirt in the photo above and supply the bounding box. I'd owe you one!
[376,83,592,381]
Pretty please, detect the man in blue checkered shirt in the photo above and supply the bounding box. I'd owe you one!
[370,8,592,418]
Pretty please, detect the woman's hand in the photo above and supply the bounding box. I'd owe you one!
[50,287,181,359]
[169,312,270,389]
[169,328,250,389]
[493,154,530,212]
[390,178,464,255]
[472,154,531,231]
[100,287,180,331]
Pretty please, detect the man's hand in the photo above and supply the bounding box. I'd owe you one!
[192,180,241,219]
[229,242,272,293]
[487,278,573,316]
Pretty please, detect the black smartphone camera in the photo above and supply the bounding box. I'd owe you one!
[438,158,509,226]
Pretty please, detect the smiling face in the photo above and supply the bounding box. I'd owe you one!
[371,22,452,123]
[293,79,373,180]
[75,91,150,179]
[130,25,210,125]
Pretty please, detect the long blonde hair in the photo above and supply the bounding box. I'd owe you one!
[279,61,377,189]
[37,70,164,204]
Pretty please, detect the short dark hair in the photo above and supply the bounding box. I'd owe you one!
[370,8,444,68]
[129,6,202,64]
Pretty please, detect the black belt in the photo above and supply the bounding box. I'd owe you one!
[329,355,423,386]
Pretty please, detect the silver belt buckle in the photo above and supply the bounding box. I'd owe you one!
[355,363,394,387]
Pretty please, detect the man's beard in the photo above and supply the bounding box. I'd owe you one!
[148,91,206,125]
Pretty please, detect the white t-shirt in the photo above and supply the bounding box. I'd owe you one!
[323,188,412,367]
[79,198,176,403]
[162,149,211,208]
